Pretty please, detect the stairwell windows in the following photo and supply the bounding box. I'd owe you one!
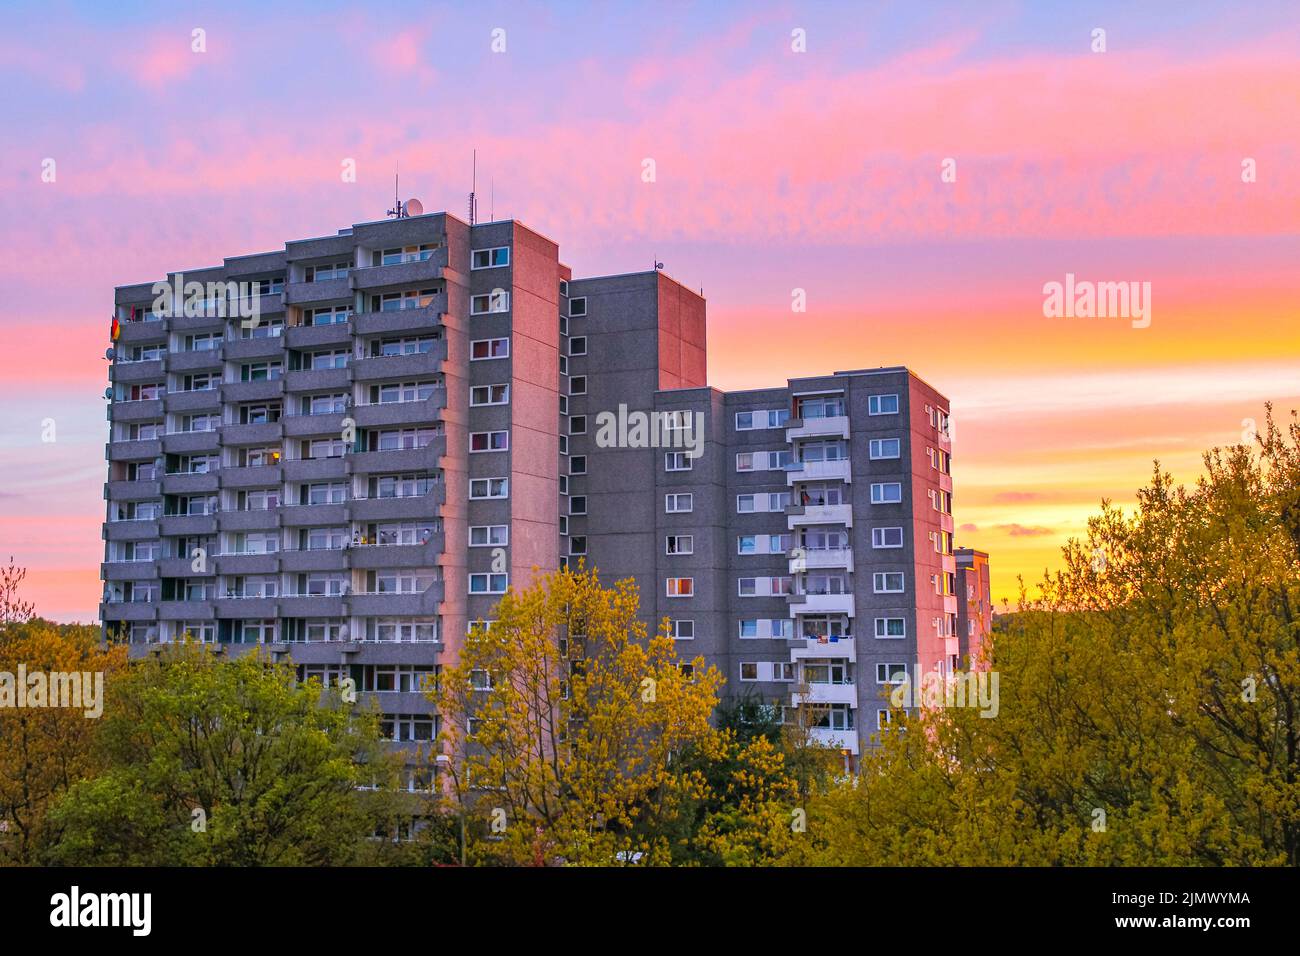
[471,247,510,269]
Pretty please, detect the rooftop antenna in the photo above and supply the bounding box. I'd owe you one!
[468,150,477,225]
[490,179,494,222]
[387,163,406,219]
[654,256,664,271]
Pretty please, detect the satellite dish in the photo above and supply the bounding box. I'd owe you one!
[104,387,113,400]
[404,198,423,217]
[105,347,116,361]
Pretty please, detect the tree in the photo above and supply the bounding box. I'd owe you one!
[0,556,35,627]
[789,406,1300,866]
[434,565,724,865]
[46,642,401,866]
[0,617,125,864]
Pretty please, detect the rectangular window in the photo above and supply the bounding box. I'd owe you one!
[470,337,509,360]
[665,493,693,513]
[666,577,694,597]
[872,526,904,548]
[875,617,907,639]
[469,431,509,452]
[469,573,508,594]
[471,247,510,270]
[569,496,587,515]
[670,620,694,640]
[470,384,510,406]
[665,535,693,555]
[570,376,587,395]
[569,415,586,435]
[868,394,900,415]
[569,297,587,317]
[869,438,901,459]
[737,536,756,555]
[734,409,789,430]
[877,663,908,684]
[873,571,906,593]
[570,455,587,475]
[468,525,508,546]
[870,482,903,504]
[665,452,692,472]
[470,291,510,315]
[469,478,509,499]
[569,336,587,356]
[739,662,758,682]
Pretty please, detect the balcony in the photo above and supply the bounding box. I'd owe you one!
[284,276,352,306]
[157,557,205,578]
[350,248,448,290]
[168,311,227,334]
[220,465,283,489]
[352,395,444,428]
[785,459,851,484]
[105,479,161,501]
[218,509,280,532]
[159,600,215,620]
[279,548,349,573]
[285,322,353,349]
[788,591,856,617]
[285,367,350,392]
[280,502,348,527]
[159,513,216,536]
[107,439,162,462]
[353,301,444,336]
[100,601,158,622]
[162,471,219,496]
[213,553,279,576]
[807,726,859,755]
[349,441,444,474]
[164,389,221,414]
[348,582,444,616]
[224,337,286,362]
[220,421,283,445]
[351,348,445,382]
[162,430,220,455]
[790,637,856,662]
[786,415,850,441]
[101,560,159,581]
[282,457,347,482]
[167,348,224,372]
[104,519,160,542]
[115,319,166,345]
[283,412,346,439]
[276,594,347,618]
[349,493,442,522]
[792,683,858,707]
[787,503,853,528]
[222,379,284,403]
[110,358,165,384]
[110,398,164,423]
[791,547,854,572]
[213,595,280,618]
[348,536,443,570]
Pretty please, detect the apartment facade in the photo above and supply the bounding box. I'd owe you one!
[955,547,993,668]
[102,209,985,764]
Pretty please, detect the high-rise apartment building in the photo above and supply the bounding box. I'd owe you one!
[101,209,987,763]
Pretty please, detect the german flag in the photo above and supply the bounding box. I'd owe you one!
[110,315,120,341]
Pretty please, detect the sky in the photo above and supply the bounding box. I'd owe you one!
[0,0,1296,622]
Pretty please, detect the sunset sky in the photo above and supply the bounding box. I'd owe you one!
[0,0,1296,622]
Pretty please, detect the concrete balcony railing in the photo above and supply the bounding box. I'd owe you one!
[349,441,444,475]
[352,395,444,428]
[790,547,854,572]
[283,411,346,439]
[806,726,859,755]
[285,322,353,349]
[353,301,445,336]
[105,479,161,501]
[786,414,850,441]
[218,509,280,532]
[792,682,858,707]
[282,456,347,482]
[220,464,283,489]
[110,358,166,384]
[283,276,351,306]
[167,348,225,372]
[214,552,280,576]
[100,601,158,622]
[110,398,164,423]
[107,438,162,462]
[221,379,285,403]
[279,548,349,573]
[101,560,159,581]
[275,594,347,618]
[115,319,167,345]
[348,536,443,570]
[220,421,283,446]
[786,503,853,529]
[787,591,856,617]
[158,513,217,536]
[164,389,222,414]
[285,367,350,392]
[347,582,444,617]
[351,348,445,382]
[790,637,857,662]
[280,501,348,527]
[212,595,280,618]
[161,471,219,496]
[785,459,851,484]
[349,492,443,522]
[224,337,286,362]
[161,430,220,455]
[350,249,448,291]
[104,519,160,542]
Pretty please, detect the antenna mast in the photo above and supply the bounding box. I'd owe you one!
[468,150,477,225]
[387,163,406,219]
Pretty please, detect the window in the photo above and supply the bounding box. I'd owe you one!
[569,415,586,435]
[875,617,907,638]
[877,663,908,684]
[568,456,587,476]
[739,662,758,682]
[869,394,900,415]
[734,409,789,430]
[933,448,952,475]
[670,620,694,640]
[569,336,586,356]
[470,337,509,360]
[873,572,906,593]
[877,710,892,730]
[869,438,901,459]
[772,663,795,682]
[470,384,510,406]
[664,452,692,472]
[666,577,694,597]
[469,573,508,594]
[871,482,903,504]
[665,493,693,513]
[665,535,693,555]
[795,395,845,419]
[471,247,510,270]
[872,526,904,548]
[469,478,508,499]
[570,376,587,395]
[569,496,587,515]
[569,536,587,556]
[737,536,756,555]
[470,431,509,452]
[469,525,508,546]
[375,245,439,266]
[470,291,510,314]
[569,297,587,317]
[559,280,569,296]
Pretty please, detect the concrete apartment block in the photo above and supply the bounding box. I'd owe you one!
[102,209,986,768]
